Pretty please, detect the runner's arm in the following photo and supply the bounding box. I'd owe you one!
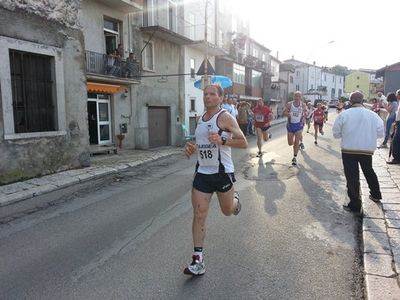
[213,113,248,149]
[282,102,292,117]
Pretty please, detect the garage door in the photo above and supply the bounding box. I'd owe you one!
[148,107,170,148]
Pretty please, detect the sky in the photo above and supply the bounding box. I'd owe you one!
[231,0,400,70]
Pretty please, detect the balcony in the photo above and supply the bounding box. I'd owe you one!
[85,50,140,84]
[141,15,194,45]
[96,0,141,13]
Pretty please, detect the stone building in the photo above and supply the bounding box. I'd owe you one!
[0,0,89,184]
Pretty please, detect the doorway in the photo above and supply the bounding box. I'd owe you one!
[87,94,112,145]
[148,106,170,148]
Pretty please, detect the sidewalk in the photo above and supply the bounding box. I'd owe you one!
[0,146,183,221]
[362,147,400,299]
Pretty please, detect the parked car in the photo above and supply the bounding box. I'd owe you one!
[329,99,338,108]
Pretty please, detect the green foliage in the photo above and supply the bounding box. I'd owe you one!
[0,169,37,186]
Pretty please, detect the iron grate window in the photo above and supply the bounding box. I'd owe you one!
[9,50,56,133]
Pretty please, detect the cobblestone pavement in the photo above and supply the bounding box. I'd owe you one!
[362,147,400,299]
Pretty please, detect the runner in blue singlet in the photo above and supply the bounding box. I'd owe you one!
[282,91,308,165]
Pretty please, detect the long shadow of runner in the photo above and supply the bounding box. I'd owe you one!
[298,150,358,246]
[251,157,287,216]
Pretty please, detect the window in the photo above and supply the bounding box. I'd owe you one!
[10,50,56,133]
[104,18,121,55]
[331,88,335,98]
[251,70,262,88]
[142,40,154,71]
[233,63,245,84]
[262,53,265,62]
[188,13,195,39]
[332,76,335,82]
[144,0,156,26]
[168,0,177,32]
[218,30,224,47]
[296,84,300,91]
[356,85,359,88]
[290,75,293,83]
[324,74,326,81]
[296,71,300,77]
[190,98,196,111]
[0,36,66,139]
[338,89,342,97]
[190,58,195,78]
[340,77,342,83]
[253,48,258,58]
[357,76,360,80]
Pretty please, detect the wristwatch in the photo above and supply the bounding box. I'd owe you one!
[221,136,227,145]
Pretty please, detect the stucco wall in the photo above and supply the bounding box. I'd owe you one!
[0,4,89,184]
[134,36,182,149]
[1,0,80,28]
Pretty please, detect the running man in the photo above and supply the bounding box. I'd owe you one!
[313,102,326,145]
[305,102,314,133]
[252,98,273,157]
[282,91,307,165]
[183,84,248,276]
[323,100,329,121]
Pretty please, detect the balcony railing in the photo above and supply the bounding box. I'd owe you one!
[85,50,140,80]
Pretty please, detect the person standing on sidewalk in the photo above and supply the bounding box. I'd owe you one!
[183,84,248,276]
[252,98,273,157]
[282,91,307,165]
[332,91,384,216]
[237,101,251,136]
[379,92,398,148]
[387,89,400,164]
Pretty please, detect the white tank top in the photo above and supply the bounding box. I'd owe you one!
[195,109,234,174]
[289,102,304,123]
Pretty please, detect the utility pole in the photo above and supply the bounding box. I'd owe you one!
[202,0,210,87]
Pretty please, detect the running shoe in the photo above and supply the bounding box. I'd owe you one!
[268,133,272,139]
[183,255,205,276]
[256,151,263,157]
[291,157,297,166]
[300,143,305,150]
[233,191,241,216]
[314,140,317,145]
[378,144,388,149]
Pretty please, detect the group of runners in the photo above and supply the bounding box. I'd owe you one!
[183,85,331,276]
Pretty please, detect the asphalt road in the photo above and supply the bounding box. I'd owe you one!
[0,111,364,299]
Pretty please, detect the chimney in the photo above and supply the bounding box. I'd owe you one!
[313,61,316,65]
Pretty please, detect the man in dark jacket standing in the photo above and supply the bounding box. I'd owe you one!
[332,91,384,216]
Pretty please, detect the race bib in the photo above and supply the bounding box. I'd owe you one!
[197,144,219,166]
[255,114,264,122]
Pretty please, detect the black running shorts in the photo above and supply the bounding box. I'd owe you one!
[261,125,271,131]
[193,172,236,193]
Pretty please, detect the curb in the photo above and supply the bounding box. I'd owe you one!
[0,148,183,221]
[362,149,400,299]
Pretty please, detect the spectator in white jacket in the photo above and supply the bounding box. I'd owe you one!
[332,91,384,216]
